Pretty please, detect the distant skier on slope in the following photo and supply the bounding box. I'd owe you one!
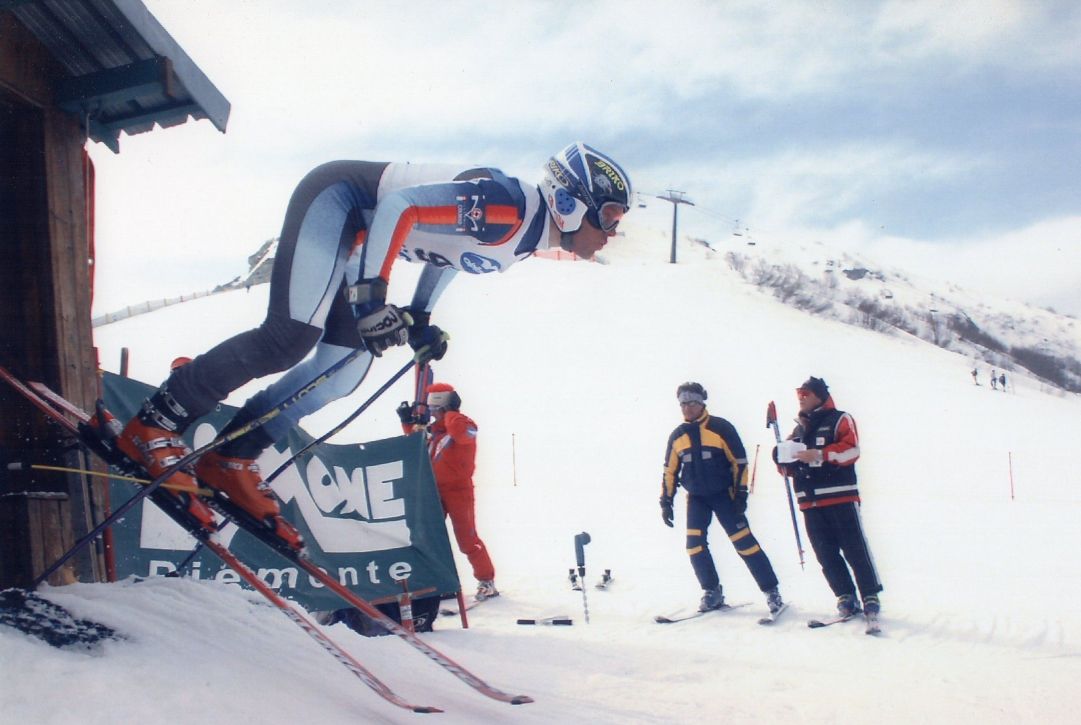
[113,144,633,549]
[660,382,784,615]
[773,376,883,620]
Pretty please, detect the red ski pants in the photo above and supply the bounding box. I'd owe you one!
[440,485,495,582]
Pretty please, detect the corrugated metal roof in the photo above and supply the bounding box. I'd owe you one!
[5,0,229,151]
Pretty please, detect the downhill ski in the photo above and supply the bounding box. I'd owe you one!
[757,602,789,626]
[807,614,856,629]
[654,602,751,624]
[1,366,533,710]
[439,593,499,618]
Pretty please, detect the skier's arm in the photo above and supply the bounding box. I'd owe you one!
[347,184,469,316]
[410,264,458,314]
[441,411,477,445]
[716,418,748,489]
[820,412,860,466]
[661,432,681,499]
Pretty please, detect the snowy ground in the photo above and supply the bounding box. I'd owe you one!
[4,235,1081,723]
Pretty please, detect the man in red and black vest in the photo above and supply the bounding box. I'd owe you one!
[776,376,882,618]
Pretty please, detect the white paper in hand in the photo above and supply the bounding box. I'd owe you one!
[777,440,806,463]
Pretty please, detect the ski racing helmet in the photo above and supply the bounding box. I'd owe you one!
[427,382,461,411]
[542,142,633,234]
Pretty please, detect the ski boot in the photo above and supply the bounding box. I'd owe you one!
[862,595,882,634]
[766,587,785,615]
[699,586,725,612]
[475,580,499,601]
[195,451,304,552]
[111,410,216,532]
[836,593,862,618]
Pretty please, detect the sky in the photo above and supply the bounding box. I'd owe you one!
[10,231,1081,724]
[86,0,1081,316]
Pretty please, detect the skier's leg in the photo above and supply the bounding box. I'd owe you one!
[804,507,857,598]
[835,502,883,602]
[685,495,720,592]
[442,486,496,584]
[715,507,779,592]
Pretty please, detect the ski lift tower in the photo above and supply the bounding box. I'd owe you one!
[657,190,694,263]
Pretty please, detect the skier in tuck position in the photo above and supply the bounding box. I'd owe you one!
[398,382,497,601]
[114,143,633,550]
[659,382,784,615]
[773,376,883,620]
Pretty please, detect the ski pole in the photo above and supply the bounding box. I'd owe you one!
[750,443,760,494]
[264,357,415,484]
[574,531,591,623]
[766,401,806,570]
[31,344,375,589]
[413,360,432,422]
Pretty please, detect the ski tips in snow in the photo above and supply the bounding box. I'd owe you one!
[654,602,752,624]
[757,602,789,625]
[807,611,883,635]
[807,614,854,628]
[516,616,573,626]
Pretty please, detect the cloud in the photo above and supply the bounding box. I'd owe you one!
[87,1,1080,320]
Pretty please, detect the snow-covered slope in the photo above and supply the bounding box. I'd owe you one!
[5,233,1081,724]
[605,216,1081,393]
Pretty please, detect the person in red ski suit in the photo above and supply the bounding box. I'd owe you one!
[398,382,497,601]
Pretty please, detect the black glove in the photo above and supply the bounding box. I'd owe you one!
[659,495,674,528]
[356,304,412,357]
[731,486,748,515]
[408,323,448,363]
[412,404,431,426]
[396,401,416,425]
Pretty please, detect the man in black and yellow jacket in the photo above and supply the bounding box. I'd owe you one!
[661,382,784,615]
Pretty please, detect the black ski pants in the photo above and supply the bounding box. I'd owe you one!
[803,501,882,601]
[685,493,778,594]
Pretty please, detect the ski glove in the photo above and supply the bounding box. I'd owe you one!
[356,304,413,357]
[409,323,449,364]
[396,401,416,425]
[660,495,674,528]
[396,401,430,427]
[731,486,748,515]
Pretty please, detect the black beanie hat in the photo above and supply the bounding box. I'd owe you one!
[798,376,830,401]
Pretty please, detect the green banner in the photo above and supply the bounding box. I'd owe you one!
[103,372,460,610]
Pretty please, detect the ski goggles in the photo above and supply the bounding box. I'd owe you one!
[587,201,627,233]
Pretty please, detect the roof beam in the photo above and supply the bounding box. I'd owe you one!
[54,56,173,113]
